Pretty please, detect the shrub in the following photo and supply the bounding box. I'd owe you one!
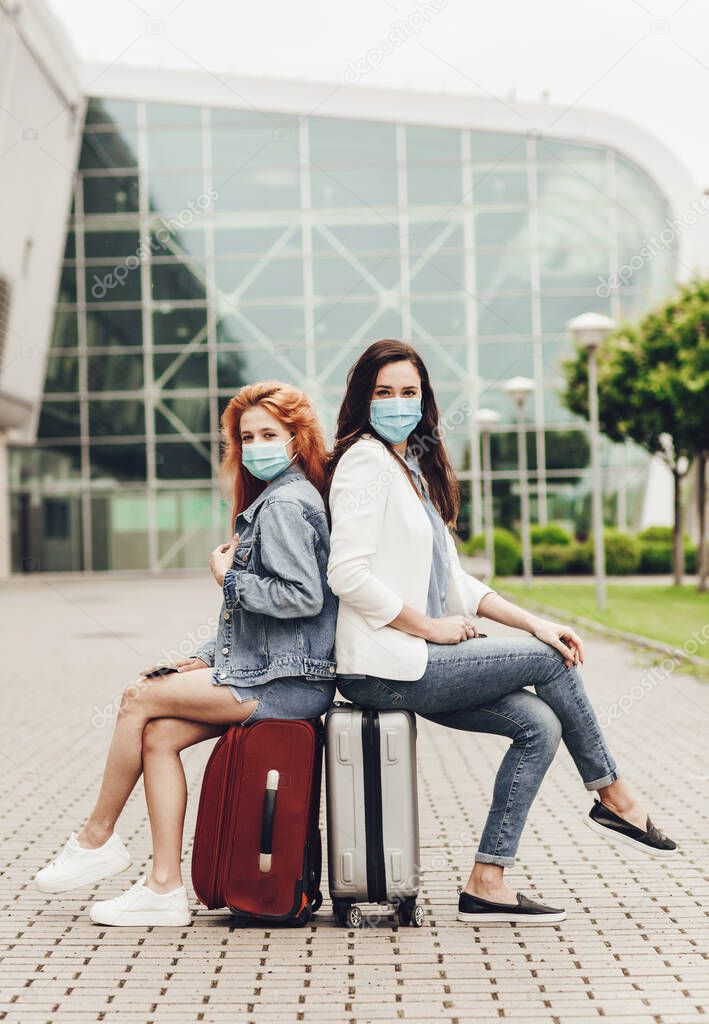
[530,524,573,546]
[466,528,522,576]
[585,529,641,574]
[638,525,673,543]
[531,544,575,574]
[566,542,593,574]
[639,541,672,573]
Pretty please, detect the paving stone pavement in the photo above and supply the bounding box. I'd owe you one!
[1,574,707,1024]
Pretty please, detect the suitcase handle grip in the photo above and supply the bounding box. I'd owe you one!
[259,769,279,872]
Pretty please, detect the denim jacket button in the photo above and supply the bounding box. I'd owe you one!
[219,671,227,680]
[328,665,335,673]
[221,647,229,655]
[223,612,230,621]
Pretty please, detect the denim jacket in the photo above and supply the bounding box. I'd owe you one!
[194,464,338,685]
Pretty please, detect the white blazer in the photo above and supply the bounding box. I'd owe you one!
[327,433,495,681]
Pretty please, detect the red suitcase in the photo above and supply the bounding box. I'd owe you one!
[191,718,324,925]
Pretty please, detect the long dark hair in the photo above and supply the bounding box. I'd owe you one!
[325,339,460,526]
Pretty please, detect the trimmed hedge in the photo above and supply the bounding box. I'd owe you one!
[530,524,573,546]
[466,528,522,576]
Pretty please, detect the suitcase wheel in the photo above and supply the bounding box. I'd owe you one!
[345,904,363,929]
[397,899,424,928]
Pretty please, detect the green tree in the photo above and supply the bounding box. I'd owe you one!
[562,279,709,589]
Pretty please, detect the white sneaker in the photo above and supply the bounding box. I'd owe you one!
[35,832,131,894]
[90,876,191,927]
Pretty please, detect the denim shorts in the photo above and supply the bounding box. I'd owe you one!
[222,675,335,726]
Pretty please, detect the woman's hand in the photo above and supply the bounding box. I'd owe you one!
[210,534,239,586]
[532,618,584,668]
[425,615,479,645]
[172,657,209,673]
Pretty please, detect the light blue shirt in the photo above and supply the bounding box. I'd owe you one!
[403,447,449,619]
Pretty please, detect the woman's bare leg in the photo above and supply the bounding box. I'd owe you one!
[142,718,225,892]
[77,669,257,849]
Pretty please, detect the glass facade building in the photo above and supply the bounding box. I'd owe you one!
[9,95,678,572]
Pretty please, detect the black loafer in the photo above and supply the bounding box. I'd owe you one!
[585,798,677,858]
[457,888,566,924]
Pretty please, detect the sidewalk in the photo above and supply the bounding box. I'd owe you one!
[0,574,707,1023]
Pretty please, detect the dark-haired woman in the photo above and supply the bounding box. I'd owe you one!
[326,339,676,925]
[35,382,337,926]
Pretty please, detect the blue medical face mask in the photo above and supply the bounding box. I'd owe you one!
[242,435,296,481]
[369,396,423,444]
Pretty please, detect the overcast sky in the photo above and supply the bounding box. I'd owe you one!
[48,0,708,189]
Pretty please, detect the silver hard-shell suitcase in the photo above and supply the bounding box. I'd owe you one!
[324,702,423,928]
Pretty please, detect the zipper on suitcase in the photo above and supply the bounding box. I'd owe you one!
[208,730,242,906]
[361,711,387,903]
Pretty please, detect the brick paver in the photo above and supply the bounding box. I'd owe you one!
[1,574,707,1023]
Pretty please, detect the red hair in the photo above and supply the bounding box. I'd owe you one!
[220,381,328,529]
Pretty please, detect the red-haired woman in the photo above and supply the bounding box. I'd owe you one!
[35,382,338,926]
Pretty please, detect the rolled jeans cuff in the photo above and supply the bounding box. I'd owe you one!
[584,769,619,791]
[474,851,516,868]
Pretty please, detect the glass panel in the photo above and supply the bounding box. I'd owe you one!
[44,355,79,394]
[311,166,397,209]
[87,353,144,392]
[475,210,530,247]
[474,169,528,205]
[407,126,461,162]
[85,229,141,259]
[90,443,147,481]
[155,442,212,479]
[85,262,142,303]
[146,173,207,212]
[544,430,590,470]
[216,349,250,389]
[91,492,149,570]
[154,396,210,434]
[470,132,526,161]
[63,231,76,259]
[157,490,217,569]
[89,399,145,436]
[146,103,202,126]
[312,255,396,297]
[411,299,466,338]
[58,266,76,303]
[149,223,206,261]
[309,118,396,164]
[214,225,302,257]
[87,309,143,348]
[313,223,400,253]
[9,445,82,486]
[151,261,207,301]
[477,295,533,338]
[213,165,300,211]
[79,131,139,169]
[410,252,464,294]
[85,98,138,130]
[153,306,207,346]
[148,128,203,170]
[37,401,81,438]
[407,165,463,206]
[476,247,532,292]
[51,310,79,349]
[30,495,84,571]
[539,245,610,289]
[540,294,611,334]
[479,341,534,379]
[215,258,303,299]
[153,352,209,389]
[83,175,140,214]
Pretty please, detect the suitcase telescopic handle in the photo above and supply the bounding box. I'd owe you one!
[259,769,279,872]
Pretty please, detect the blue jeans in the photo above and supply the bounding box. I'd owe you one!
[337,636,619,867]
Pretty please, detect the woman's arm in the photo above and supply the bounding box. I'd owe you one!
[327,443,405,629]
[213,501,325,618]
[477,591,585,668]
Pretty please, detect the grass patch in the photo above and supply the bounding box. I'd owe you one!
[497,580,709,663]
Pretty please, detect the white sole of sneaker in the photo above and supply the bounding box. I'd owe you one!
[89,910,192,927]
[35,857,132,894]
[457,909,567,925]
[584,814,678,858]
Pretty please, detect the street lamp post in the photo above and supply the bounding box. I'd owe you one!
[566,312,615,612]
[502,377,535,588]
[477,408,501,580]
